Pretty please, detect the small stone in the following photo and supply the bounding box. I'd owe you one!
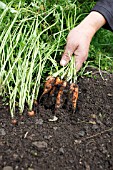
[78,131,85,137]
[48,116,58,122]
[91,114,96,119]
[0,128,6,136]
[35,119,43,125]
[32,141,47,149]
[89,120,96,125]
[59,147,64,154]
[74,140,82,144]
[15,166,19,170]
[13,153,18,159]
[28,168,34,170]
[44,135,52,139]
[92,124,98,130]
[30,150,38,156]
[69,159,74,164]
[53,127,58,130]
[107,93,112,97]
[3,166,13,170]
[96,119,102,125]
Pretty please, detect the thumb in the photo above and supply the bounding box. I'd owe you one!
[60,42,76,66]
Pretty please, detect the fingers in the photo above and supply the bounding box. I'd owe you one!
[60,50,72,66]
[60,45,87,71]
[74,50,88,72]
[75,56,85,72]
[60,42,88,71]
[60,27,90,71]
[60,40,77,66]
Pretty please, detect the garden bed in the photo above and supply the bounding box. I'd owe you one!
[0,70,113,170]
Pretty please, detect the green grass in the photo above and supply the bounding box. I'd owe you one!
[0,0,113,117]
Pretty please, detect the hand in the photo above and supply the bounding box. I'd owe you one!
[60,26,92,71]
[60,11,106,71]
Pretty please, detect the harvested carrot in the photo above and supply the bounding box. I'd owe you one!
[54,77,63,85]
[40,75,79,112]
[55,81,67,109]
[39,76,55,102]
[43,76,55,95]
[50,77,63,95]
[70,83,79,112]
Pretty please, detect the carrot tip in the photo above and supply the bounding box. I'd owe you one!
[28,110,35,116]
[11,119,17,125]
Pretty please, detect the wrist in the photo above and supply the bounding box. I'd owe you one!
[77,11,106,39]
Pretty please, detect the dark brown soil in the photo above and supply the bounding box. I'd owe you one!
[0,69,113,170]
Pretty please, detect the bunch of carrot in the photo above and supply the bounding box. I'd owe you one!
[39,75,78,112]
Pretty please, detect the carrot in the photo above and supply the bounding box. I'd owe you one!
[39,76,55,103]
[50,77,63,95]
[54,77,63,85]
[28,110,35,117]
[43,76,55,94]
[55,81,67,109]
[70,83,78,112]
[41,76,55,96]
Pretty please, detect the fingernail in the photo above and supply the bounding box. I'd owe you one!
[60,60,66,66]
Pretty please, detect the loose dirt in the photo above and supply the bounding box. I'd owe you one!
[0,69,113,170]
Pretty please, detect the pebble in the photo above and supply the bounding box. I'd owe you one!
[32,141,47,149]
[59,147,64,154]
[53,127,58,130]
[89,120,96,125]
[15,166,19,170]
[92,124,99,130]
[69,159,74,164]
[107,93,113,97]
[84,125,89,132]
[96,119,103,125]
[35,119,43,125]
[44,135,52,139]
[78,131,85,137]
[48,116,58,122]
[13,153,18,159]
[91,114,96,119]
[3,166,13,170]
[0,128,6,136]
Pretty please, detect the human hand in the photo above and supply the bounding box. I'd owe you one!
[60,26,92,71]
[60,11,106,71]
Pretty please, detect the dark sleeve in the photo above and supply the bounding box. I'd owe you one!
[91,0,113,31]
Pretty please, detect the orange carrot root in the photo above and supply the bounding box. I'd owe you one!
[50,77,63,95]
[28,110,35,117]
[43,76,55,95]
[40,75,79,112]
[55,81,67,109]
[70,83,78,111]
[39,76,55,103]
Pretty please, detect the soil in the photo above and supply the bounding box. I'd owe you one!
[0,69,113,170]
